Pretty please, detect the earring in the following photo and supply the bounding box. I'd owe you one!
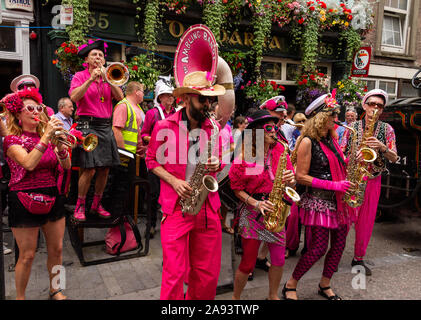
[18,119,22,126]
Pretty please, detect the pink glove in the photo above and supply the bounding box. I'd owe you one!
[311,178,351,193]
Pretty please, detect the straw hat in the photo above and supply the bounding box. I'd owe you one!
[172,71,226,97]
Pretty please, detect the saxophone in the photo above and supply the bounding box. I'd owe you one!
[339,109,379,208]
[180,111,219,215]
[264,137,301,233]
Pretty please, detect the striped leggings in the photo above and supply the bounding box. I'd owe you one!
[292,224,349,280]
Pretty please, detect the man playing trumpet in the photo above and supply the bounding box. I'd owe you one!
[340,89,398,276]
[69,40,123,222]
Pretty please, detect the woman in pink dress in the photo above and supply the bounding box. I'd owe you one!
[229,109,296,300]
[1,88,71,300]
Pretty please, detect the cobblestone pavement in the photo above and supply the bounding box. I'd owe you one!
[2,212,421,300]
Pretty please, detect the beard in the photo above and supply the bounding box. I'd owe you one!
[189,100,207,123]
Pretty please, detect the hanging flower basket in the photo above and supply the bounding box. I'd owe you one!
[52,42,84,84]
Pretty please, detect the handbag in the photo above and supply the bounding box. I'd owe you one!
[17,192,56,215]
[105,222,139,255]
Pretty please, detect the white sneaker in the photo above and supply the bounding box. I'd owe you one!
[3,245,12,255]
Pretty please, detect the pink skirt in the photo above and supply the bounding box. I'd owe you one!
[299,193,341,229]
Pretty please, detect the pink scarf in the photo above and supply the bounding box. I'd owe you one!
[319,138,354,225]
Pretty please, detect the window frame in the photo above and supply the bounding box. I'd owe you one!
[360,77,399,100]
[376,0,418,58]
[261,57,332,87]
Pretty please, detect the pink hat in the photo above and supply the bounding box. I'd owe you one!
[362,89,388,106]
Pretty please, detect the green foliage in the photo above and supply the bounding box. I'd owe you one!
[219,50,249,74]
[300,17,319,74]
[143,0,161,52]
[252,4,273,79]
[339,28,362,62]
[203,0,224,43]
[125,55,161,91]
[62,0,89,46]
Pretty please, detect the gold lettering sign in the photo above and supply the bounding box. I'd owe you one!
[269,36,281,50]
[244,32,254,46]
[220,29,229,43]
[166,20,185,38]
[229,31,243,46]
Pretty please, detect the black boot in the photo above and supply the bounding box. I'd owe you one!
[351,259,372,276]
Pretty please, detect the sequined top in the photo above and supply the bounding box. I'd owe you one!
[308,137,333,180]
[3,131,58,191]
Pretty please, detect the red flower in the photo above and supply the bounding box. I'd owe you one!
[61,42,67,48]
[348,15,353,20]
[279,85,285,91]
[320,2,327,9]
[309,6,315,11]
[329,9,334,12]
[318,73,325,77]
[310,74,316,81]
[64,47,71,53]
[132,65,138,71]
[298,18,305,24]
[298,81,303,85]
[303,79,308,85]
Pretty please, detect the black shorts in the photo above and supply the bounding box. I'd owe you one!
[8,187,65,228]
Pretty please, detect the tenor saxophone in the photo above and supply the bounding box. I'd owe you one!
[179,111,219,215]
[338,109,379,208]
[264,137,300,233]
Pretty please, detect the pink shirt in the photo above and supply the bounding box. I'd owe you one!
[229,143,294,195]
[113,100,147,157]
[145,110,223,215]
[69,69,113,119]
[3,132,59,191]
[219,123,234,150]
[140,105,176,140]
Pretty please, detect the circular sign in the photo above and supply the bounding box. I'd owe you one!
[354,49,370,70]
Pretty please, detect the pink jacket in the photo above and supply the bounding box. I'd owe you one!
[146,110,223,215]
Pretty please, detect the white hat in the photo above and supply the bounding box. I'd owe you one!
[10,74,40,92]
[305,89,340,117]
[154,75,174,106]
[362,89,388,106]
[305,94,328,116]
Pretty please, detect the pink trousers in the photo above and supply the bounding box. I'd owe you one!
[160,205,222,300]
[354,176,382,260]
[286,204,312,252]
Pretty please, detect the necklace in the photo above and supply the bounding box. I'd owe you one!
[96,79,104,103]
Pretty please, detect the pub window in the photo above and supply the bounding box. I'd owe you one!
[286,63,300,81]
[361,78,398,100]
[0,22,16,52]
[381,0,411,54]
[262,62,282,81]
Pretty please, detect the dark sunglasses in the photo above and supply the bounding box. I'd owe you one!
[17,82,36,91]
[366,101,385,109]
[192,94,216,104]
[263,124,279,133]
[24,105,44,113]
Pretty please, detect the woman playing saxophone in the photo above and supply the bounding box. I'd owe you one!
[229,109,296,300]
[283,90,356,300]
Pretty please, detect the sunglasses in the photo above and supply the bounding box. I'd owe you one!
[17,82,36,91]
[191,94,217,104]
[263,124,279,133]
[366,101,385,109]
[24,105,44,113]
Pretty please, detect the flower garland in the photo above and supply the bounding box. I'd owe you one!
[143,0,161,52]
[252,2,273,78]
[202,0,224,43]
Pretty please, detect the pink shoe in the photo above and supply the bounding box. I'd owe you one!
[91,204,111,219]
[73,203,86,222]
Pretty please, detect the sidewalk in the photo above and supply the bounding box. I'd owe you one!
[3,213,421,300]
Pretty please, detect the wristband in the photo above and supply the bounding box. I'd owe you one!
[34,143,47,153]
[254,201,260,211]
[39,141,48,149]
[57,149,67,157]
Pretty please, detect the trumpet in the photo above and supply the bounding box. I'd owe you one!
[35,117,98,152]
[102,62,129,86]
